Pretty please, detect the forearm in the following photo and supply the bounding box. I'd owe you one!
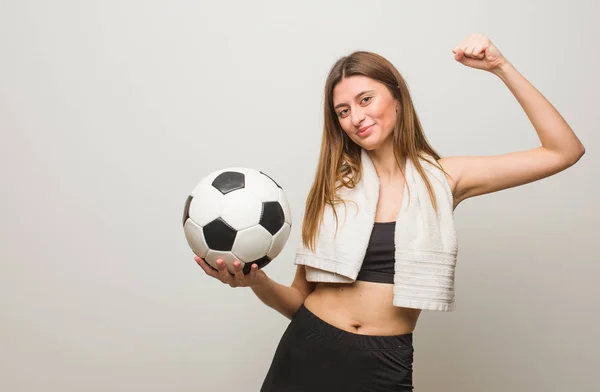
[251,277,306,320]
[493,62,585,163]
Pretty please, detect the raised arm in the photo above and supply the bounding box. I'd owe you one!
[439,33,585,208]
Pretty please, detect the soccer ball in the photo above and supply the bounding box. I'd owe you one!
[182,168,292,274]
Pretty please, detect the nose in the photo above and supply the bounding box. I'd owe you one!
[350,106,365,127]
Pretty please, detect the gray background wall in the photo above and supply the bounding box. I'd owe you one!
[1,0,597,391]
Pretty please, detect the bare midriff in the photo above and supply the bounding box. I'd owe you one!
[303,280,421,336]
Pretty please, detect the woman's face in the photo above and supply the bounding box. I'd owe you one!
[332,75,399,151]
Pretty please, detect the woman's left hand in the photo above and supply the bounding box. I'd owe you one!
[453,33,508,72]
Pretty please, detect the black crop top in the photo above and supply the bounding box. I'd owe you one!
[356,221,395,284]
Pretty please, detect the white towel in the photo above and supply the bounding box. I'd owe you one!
[294,148,458,311]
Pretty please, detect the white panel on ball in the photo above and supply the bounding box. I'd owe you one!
[232,225,273,262]
[278,188,293,226]
[220,188,262,231]
[245,170,280,202]
[188,186,224,226]
[190,169,225,196]
[204,250,238,274]
[267,222,291,259]
[183,219,209,258]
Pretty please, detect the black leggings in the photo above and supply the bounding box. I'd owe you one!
[260,304,414,392]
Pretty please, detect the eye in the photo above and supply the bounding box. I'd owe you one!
[338,109,349,117]
[361,96,372,104]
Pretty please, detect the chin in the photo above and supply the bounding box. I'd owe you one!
[354,138,381,151]
[360,144,378,151]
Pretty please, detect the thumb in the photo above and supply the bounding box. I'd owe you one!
[453,49,480,68]
[453,48,465,61]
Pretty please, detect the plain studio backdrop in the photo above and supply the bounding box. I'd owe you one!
[1,1,598,391]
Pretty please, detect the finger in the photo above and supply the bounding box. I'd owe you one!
[460,37,472,54]
[216,259,233,284]
[249,263,258,280]
[454,44,465,55]
[458,56,480,68]
[247,263,255,279]
[476,44,487,59]
[464,41,476,57]
[467,34,483,56]
[233,260,245,284]
[480,43,490,58]
[453,48,464,61]
[195,256,220,279]
[453,37,466,54]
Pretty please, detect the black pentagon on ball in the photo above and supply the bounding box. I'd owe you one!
[259,171,282,189]
[203,218,237,251]
[212,171,245,195]
[260,201,285,235]
[182,195,193,226]
[242,255,272,274]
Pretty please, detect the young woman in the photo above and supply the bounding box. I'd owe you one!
[195,33,585,391]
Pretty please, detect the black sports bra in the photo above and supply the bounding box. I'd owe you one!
[356,221,395,284]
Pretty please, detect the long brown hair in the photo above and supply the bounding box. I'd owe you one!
[302,51,450,251]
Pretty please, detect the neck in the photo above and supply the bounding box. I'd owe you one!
[366,142,405,183]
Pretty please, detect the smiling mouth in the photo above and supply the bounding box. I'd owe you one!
[357,124,374,135]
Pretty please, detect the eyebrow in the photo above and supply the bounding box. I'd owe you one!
[333,90,376,110]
